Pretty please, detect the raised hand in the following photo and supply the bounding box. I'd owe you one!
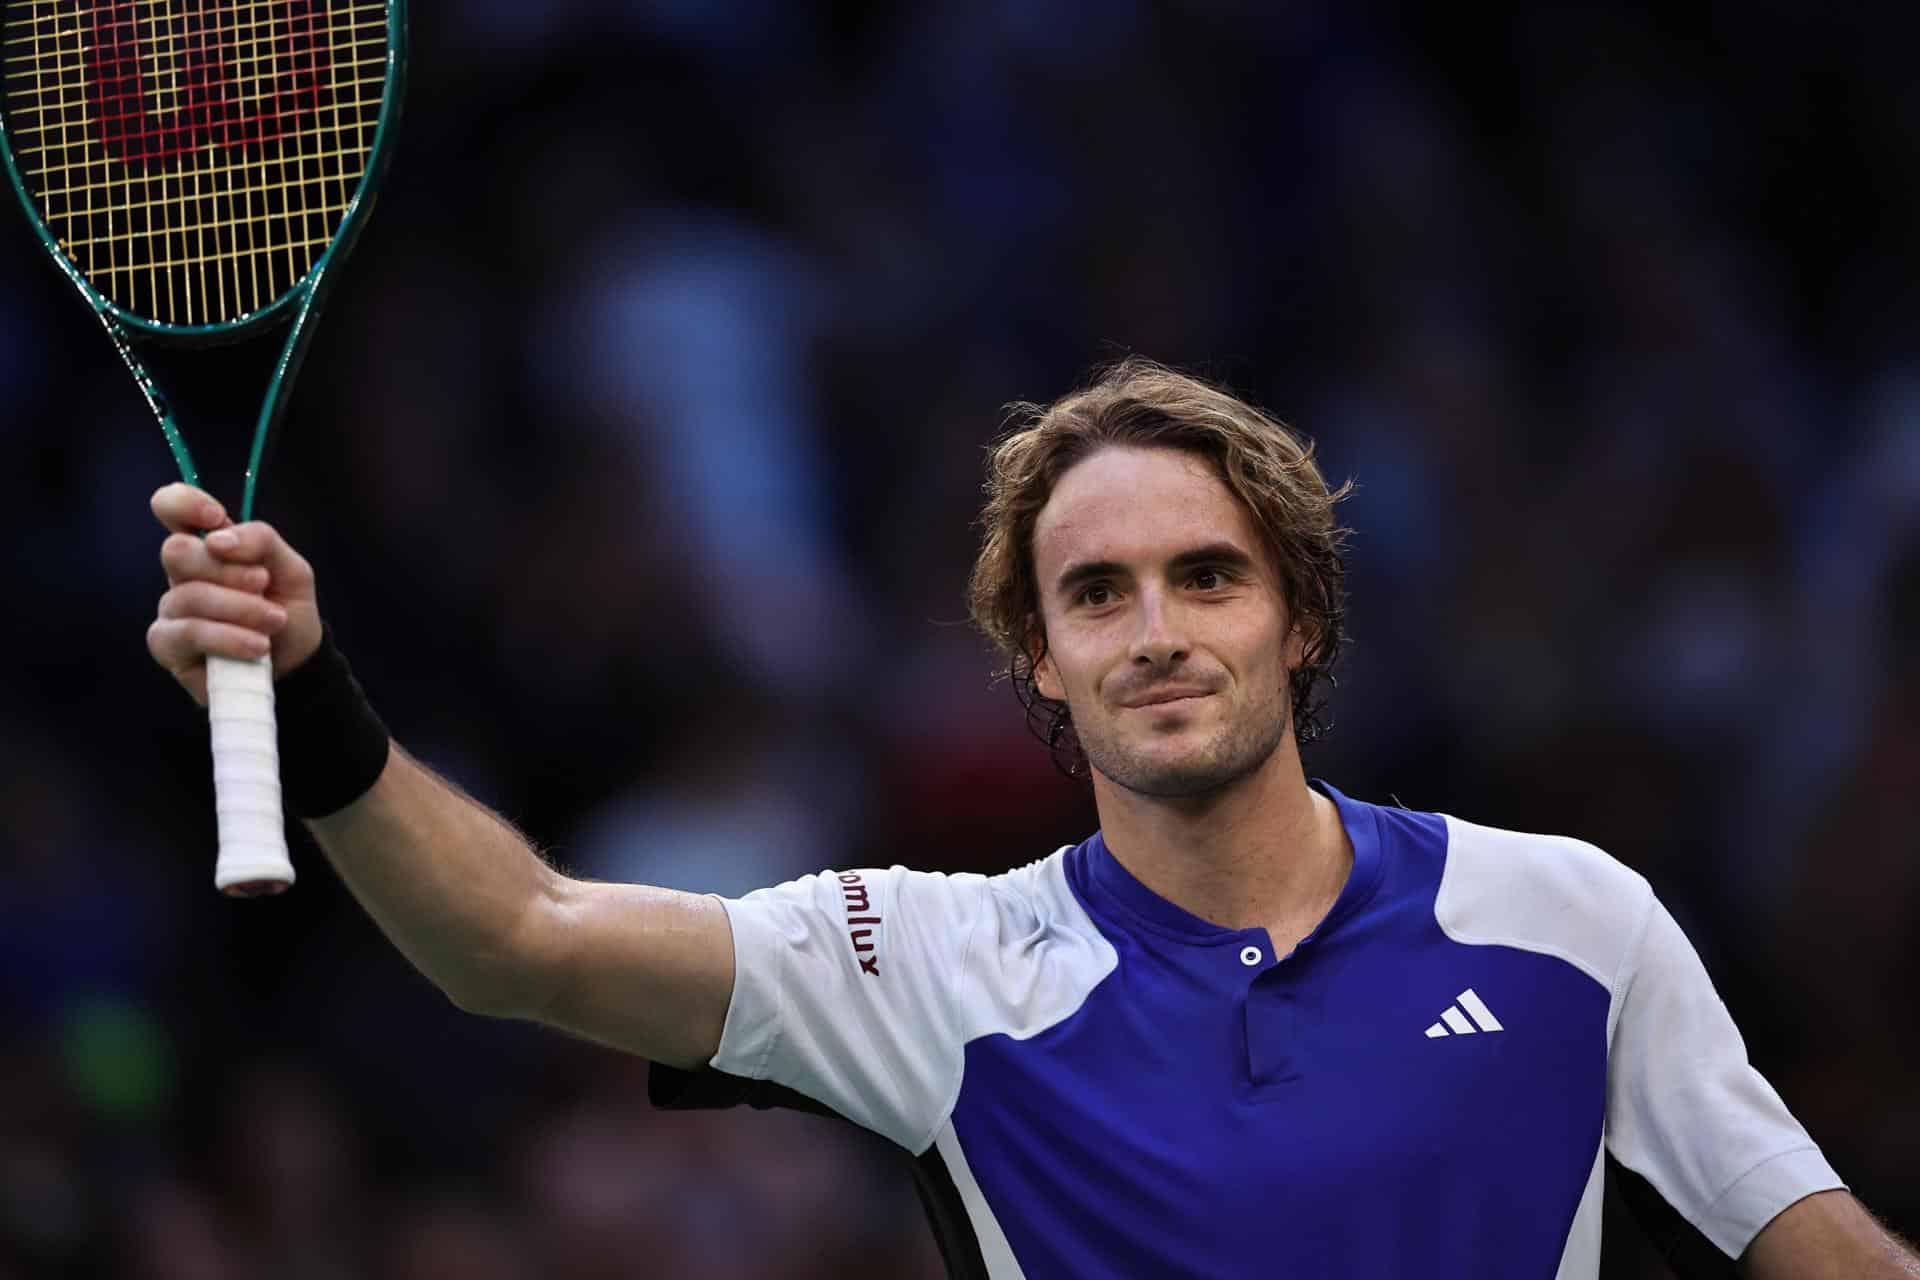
[148,483,323,706]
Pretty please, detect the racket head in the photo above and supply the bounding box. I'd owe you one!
[0,0,407,345]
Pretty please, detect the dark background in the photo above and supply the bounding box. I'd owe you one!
[3,1,1916,1276]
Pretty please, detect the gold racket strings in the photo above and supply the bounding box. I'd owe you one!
[3,0,387,325]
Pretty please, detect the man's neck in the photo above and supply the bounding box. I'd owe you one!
[1090,743,1353,944]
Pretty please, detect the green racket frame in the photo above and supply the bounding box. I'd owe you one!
[0,0,409,522]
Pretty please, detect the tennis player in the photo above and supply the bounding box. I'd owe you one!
[147,360,1916,1277]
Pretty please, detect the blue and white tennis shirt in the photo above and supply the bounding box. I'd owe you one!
[652,783,1843,1277]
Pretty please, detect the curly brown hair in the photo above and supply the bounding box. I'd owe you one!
[967,358,1353,777]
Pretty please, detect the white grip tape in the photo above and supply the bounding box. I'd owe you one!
[207,653,294,891]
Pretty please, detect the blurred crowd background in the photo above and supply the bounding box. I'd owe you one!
[3,1,1917,1276]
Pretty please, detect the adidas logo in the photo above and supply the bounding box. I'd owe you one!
[1424,988,1504,1038]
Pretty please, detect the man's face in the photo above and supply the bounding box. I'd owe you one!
[1029,445,1304,799]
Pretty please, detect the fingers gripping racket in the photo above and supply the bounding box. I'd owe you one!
[0,0,405,894]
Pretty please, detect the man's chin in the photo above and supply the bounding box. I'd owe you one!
[1092,745,1242,800]
[1087,723,1286,800]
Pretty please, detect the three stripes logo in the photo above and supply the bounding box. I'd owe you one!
[1424,988,1503,1038]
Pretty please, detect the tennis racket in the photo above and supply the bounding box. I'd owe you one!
[0,0,406,895]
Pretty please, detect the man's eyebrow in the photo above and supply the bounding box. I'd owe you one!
[1053,559,1126,598]
[1052,542,1259,597]
[1168,542,1260,574]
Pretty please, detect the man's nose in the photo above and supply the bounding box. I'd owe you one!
[1128,586,1190,667]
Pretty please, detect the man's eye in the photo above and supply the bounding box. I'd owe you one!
[1079,584,1112,606]
[1192,569,1224,590]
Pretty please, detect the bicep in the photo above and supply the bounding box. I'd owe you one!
[525,878,737,1070]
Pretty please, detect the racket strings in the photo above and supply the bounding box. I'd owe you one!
[2,0,388,326]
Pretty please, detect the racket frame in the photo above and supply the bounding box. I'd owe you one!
[0,0,410,522]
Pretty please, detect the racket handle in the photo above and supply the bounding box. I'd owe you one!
[207,653,294,896]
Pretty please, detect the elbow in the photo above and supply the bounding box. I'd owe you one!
[441,963,554,1022]
[442,888,565,1021]
[443,978,518,1019]
[439,941,555,1021]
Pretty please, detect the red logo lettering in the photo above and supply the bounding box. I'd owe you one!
[83,0,334,169]
[838,872,881,976]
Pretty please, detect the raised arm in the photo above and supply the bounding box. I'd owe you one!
[146,484,734,1069]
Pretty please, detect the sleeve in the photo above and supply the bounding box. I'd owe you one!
[1605,898,1846,1258]
[669,865,991,1154]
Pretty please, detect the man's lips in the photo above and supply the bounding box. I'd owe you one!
[1122,688,1214,709]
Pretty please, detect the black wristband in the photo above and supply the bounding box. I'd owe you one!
[275,624,392,819]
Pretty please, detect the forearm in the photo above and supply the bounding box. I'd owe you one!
[307,741,564,1018]
[1743,1190,1920,1278]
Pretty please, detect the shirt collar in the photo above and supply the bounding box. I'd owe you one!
[1081,779,1388,944]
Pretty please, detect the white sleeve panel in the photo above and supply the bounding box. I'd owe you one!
[1437,816,1651,997]
[949,855,1119,1046]
[1606,899,1845,1258]
[710,864,992,1152]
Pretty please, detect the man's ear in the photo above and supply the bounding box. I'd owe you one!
[1025,619,1061,701]
[1285,616,1317,674]
[1034,654,1062,702]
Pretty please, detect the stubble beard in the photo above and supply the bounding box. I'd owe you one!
[1079,686,1293,800]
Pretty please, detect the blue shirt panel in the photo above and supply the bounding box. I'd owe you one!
[947,786,1611,1278]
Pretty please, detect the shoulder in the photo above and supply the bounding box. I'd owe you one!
[1431,810,1656,994]
[981,847,1092,927]
[975,847,1117,970]
[952,847,1121,1041]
